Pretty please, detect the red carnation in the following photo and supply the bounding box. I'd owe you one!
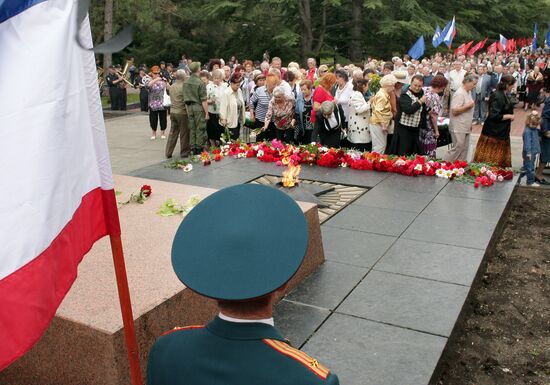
[140,185,152,197]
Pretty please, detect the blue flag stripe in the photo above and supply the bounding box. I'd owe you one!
[0,0,47,24]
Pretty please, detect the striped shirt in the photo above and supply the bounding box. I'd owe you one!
[249,86,272,122]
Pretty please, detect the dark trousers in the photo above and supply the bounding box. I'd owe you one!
[149,110,167,131]
[275,129,294,143]
[109,87,122,110]
[120,88,127,111]
[166,113,190,158]
[255,120,276,141]
[521,152,536,184]
[228,124,240,141]
[140,89,148,111]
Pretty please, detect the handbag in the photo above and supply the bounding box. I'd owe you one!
[163,88,172,108]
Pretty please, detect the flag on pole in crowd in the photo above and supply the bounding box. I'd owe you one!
[532,22,538,50]
[432,24,442,48]
[507,38,516,53]
[453,40,474,56]
[546,22,550,46]
[441,16,457,48]
[408,35,425,60]
[499,34,508,51]
[487,41,498,54]
[0,0,122,370]
[467,38,488,55]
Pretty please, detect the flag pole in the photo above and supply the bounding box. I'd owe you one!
[109,234,144,385]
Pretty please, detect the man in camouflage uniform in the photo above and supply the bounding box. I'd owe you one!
[182,62,209,154]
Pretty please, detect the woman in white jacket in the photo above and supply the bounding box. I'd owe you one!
[219,74,246,141]
[347,79,372,151]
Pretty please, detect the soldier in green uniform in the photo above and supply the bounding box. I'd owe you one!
[182,62,209,155]
[147,184,339,385]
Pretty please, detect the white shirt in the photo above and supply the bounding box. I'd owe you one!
[278,80,293,97]
[334,81,353,121]
[449,69,466,91]
[219,312,274,326]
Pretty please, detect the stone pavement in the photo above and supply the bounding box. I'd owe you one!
[106,113,518,385]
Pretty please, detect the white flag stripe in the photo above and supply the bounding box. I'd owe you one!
[0,0,114,280]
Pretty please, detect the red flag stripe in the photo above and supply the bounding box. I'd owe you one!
[0,188,119,370]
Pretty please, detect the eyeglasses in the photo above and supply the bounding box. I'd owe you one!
[153,72,160,75]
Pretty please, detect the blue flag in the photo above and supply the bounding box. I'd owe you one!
[546,21,550,47]
[432,24,442,48]
[532,22,538,50]
[408,35,425,60]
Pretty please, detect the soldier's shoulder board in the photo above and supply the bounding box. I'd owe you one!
[161,325,205,337]
[263,338,330,380]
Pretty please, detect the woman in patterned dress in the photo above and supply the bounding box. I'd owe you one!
[419,75,448,158]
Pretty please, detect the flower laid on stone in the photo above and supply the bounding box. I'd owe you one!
[200,152,212,166]
[157,195,202,217]
[118,184,152,206]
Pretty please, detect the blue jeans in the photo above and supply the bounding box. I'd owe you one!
[521,151,536,184]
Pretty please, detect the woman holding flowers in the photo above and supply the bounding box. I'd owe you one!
[263,87,296,143]
[420,75,448,158]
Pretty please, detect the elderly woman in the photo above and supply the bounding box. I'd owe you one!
[473,75,516,167]
[146,65,169,140]
[334,69,354,123]
[525,65,544,110]
[420,74,449,158]
[312,72,336,129]
[347,79,372,151]
[219,74,246,141]
[263,86,296,143]
[443,74,477,162]
[295,80,314,144]
[250,74,277,141]
[206,69,227,147]
[388,75,427,156]
[369,74,396,153]
[315,101,346,148]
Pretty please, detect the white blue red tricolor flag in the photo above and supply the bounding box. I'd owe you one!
[0,0,120,369]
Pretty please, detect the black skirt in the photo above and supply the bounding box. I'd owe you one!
[206,113,223,140]
[388,123,420,156]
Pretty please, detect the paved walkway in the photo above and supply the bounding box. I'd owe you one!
[105,113,518,385]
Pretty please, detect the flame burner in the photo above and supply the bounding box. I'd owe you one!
[249,174,368,224]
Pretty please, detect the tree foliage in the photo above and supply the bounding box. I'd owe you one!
[89,0,550,66]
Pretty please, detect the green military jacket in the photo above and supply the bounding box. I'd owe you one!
[147,316,339,385]
[182,74,207,105]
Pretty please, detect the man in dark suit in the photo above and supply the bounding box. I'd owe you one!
[147,184,339,385]
[473,65,493,124]
[490,64,503,91]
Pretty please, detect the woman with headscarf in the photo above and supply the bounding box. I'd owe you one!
[473,75,516,167]
[314,101,346,148]
[369,74,396,153]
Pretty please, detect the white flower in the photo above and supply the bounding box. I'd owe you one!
[444,170,453,178]
[257,150,264,157]
[414,164,423,171]
[341,162,348,168]
[320,146,328,152]
[452,168,460,175]
[489,173,497,181]
[395,159,406,166]
[252,144,259,151]
[458,168,465,176]
[480,166,487,173]
[497,175,504,182]
[183,164,193,173]
[435,168,446,178]
[237,153,246,158]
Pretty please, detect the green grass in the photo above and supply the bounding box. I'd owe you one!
[101,93,140,108]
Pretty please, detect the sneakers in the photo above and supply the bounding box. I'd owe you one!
[161,135,166,139]
[528,182,541,187]
[150,136,156,140]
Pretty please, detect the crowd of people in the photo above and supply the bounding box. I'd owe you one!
[105,47,550,186]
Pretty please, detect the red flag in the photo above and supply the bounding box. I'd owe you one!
[506,38,516,53]
[453,41,473,56]
[467,38,488,55]
[487,41,498,54]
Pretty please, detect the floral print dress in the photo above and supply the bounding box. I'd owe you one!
[419,87,442,158]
